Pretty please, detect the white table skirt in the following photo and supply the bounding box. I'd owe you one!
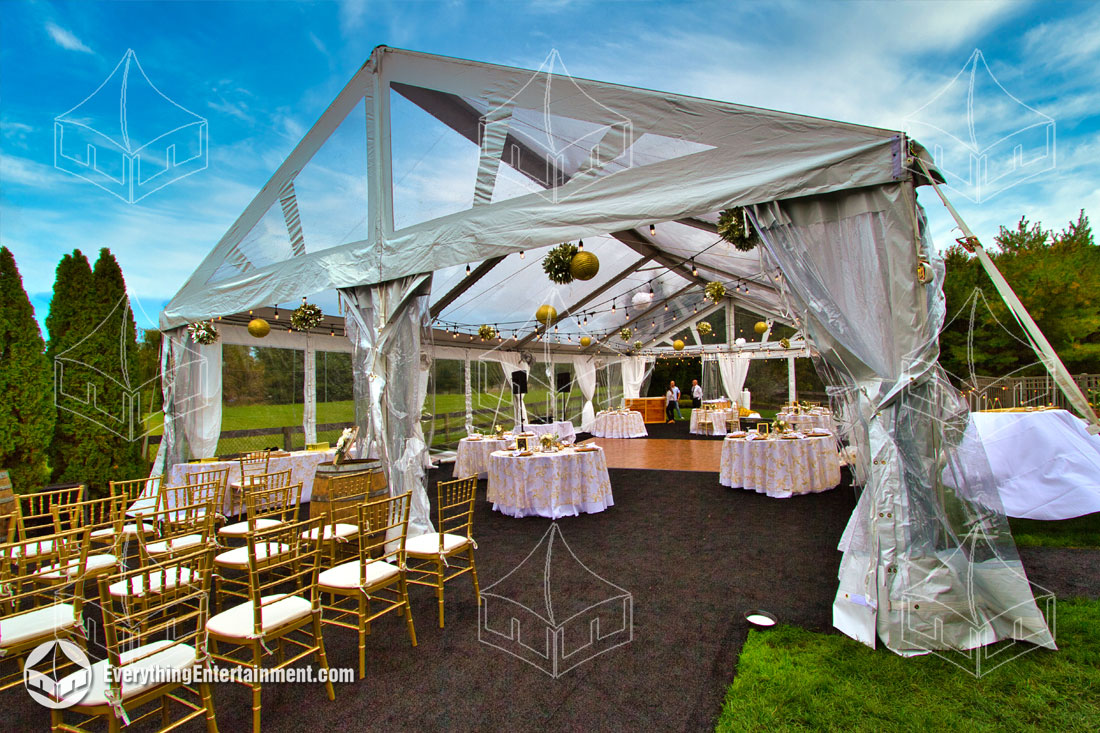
[514,421,576,444]
[690,408,737,435]
[163,449,337,511]
[590,411,648,439]
[720,435,840,498]
[454,437,510,478]
[777,411,833,433]
[487,448,613,519]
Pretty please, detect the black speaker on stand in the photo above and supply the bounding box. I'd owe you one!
[511,371,528,432]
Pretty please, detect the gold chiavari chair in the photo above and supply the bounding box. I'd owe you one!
[51,546,218,732]
[206,516,335,733]
[6,484,85,574]
[218,469,293,543]
[228,451,273,516]
[318,491,416,679]
[134,499,218,563]
[214,482,302,605]
[406,475,480,628]
[49,495,125,583]
[0,526,90,691]
[301,471,380,567]
[156,480,226,535]
[181,466,232,517]
[106,476,161,548]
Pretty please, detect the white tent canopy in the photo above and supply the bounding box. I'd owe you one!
[158,46,1053,658]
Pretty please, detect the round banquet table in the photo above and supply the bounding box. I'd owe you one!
[454,436,511,478]
[776,410,833,433]
[590,411,647,439]
[487,447,613,519]
[720,433,840,498]
[513,420,576,444]
[690,408,739,435]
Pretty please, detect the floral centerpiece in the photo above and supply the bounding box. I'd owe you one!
[478,324,497,341]
[620,327,632,341]
[291,299,324,331]
[540,434,555,451]
[543,243,580,284]
[717,207,759,252]
[494,425,504,439]
[334,425,359,466]
[188,320,219,345]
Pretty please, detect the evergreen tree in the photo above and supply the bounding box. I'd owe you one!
[0,247,56,492]
[45,250,95,483]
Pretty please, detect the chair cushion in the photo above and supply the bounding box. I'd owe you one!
[79,640,198,707]
[405,532,470,556]
[91,523,156,538]
[39,554,118,579]
[318,559,399,590]
[300,523,357,541]
[217,518,282,537]
[206,594,312,639]
[108,568,197,597]
[10,540,55,558]
[145,535,204,554]
[214,542,292,568]
[0,603,77,648]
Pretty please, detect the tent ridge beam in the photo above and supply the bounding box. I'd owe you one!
[581,280,699,354]
[430,256,507,318]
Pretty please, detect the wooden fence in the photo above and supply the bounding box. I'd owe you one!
[964,373,1100,412]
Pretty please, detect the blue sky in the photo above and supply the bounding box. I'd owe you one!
[2,0,1099,332]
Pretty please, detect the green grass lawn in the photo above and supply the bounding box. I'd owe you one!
[718,599,1100,732]
[1009,513,1100,549]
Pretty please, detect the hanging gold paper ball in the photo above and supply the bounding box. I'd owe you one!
[569,251,600,281]
[247,318,271,338]
[580,336,592,347]
[673,339,685,351]
[536,304,558,325]
[754,321,768,334]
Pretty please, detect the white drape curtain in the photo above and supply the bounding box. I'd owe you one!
[463,352,473,434]
[152,329,222,477]
[717,354,751,406]
[302,334,317,445]
[342,275,434,538]
[572,356,597,430]
[496,352,529,424]
[621,356,649,400]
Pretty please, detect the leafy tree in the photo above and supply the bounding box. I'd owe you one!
[45,250,95,483]
[939,211,1100,382]
[0,247,56,491]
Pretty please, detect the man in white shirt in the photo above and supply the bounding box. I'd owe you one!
[665,387,676,423]
[691,379,703,409]
[670,381,683,420]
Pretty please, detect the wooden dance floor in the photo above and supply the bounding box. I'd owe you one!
[585,437,724,472]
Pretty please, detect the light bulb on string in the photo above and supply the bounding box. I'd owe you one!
[664,303,669,311]
[578,240,584,250]
[649,224,656,236]
[691,259,698,278]
[520,251,525,259]
[611,300,616,313]
[649,281,655,296]
[274,307,279,319]
[465,263,471,276]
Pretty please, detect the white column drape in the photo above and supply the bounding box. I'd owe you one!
[463,352,473,435]
[302,333,317,445]
[152,328,222,477]
[717,354,750,406]
[342,275,434,538]
[572,356,597,431]
[495,352,529,424]
[621,356,648,400]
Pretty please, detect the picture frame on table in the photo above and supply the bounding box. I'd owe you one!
[516,435,531,452]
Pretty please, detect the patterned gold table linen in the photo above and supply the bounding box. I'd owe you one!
[590,411,648,438]
[777,410,834,433]
[487,447,613,518]
[454,437,510,478]
[690,408,737,435]
[719,435,840,498]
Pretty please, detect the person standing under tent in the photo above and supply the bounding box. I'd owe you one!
[691,379,703,409]
[670,381,683,420]
[665,386,676,423]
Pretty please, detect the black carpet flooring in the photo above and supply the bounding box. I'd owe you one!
[7,455,1098,731]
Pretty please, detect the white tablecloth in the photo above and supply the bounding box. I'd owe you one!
[690,408,737,435]
[165,449,337,510]
[487,447,613,518]
[966,410,1100,520]
[720,434,840,498]
[777,411,833,433]
[514,421,576,444]
[590,411,647,439]
[454,437,510,478]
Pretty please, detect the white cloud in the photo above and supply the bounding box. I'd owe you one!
[44,21,92,54]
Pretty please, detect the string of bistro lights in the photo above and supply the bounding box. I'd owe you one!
[436,227,777,344]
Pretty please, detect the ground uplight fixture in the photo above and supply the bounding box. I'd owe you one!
[744,610,777,628]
